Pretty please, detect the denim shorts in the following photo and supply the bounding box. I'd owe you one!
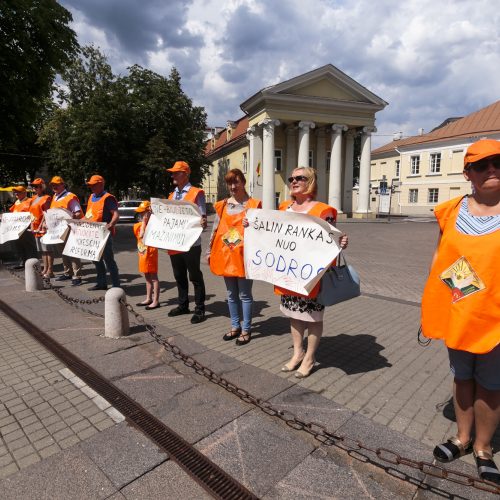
[448,344,500,391]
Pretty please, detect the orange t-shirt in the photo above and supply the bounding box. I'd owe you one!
[421,196,500,353]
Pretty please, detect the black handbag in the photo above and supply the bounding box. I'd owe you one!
[316,252,361,306]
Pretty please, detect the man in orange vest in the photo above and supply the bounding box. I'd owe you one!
[166,161,207,324]
[8,185,37,268]
[84,175,120,290]
[49,176,84,285]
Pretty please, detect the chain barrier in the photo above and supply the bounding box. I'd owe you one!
[4,262,499,495]
[120,298,500,496]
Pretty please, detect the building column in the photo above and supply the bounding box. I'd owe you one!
[315,127,327,202]
[285,125,297,199]
[246,125,262,200]
[259,118,280,209]
[342,130,355,215]
[328,124,347,211]
[298,121,315,167]
[356,126,376,215]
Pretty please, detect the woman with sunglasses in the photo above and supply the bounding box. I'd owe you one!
[276,166,348,378]
[208,168,261,345]
[422,139,500,485]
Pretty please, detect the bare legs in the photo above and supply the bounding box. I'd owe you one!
[41,252,53,276]
[453,378,500,454]
[284,318,323,374]
[139,273,159,306]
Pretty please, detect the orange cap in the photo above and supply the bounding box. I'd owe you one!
[30,178,45,186]
[135,200,151,213]
[50,176,64,185]
[12,185,27,192]
[464,139,500,168]
[87,174,105,185]
[167,161,190,174]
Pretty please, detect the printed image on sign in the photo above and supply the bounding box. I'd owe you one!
[143,198,203,252]
[244,208,341,295]
[41,208,72,244]
[0,212,32,244]
[63,220,110,261]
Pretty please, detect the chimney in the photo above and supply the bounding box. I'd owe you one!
[418,128,424,136]
[226,120,236,141]
[393,131,403,141]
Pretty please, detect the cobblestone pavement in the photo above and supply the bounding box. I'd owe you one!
[0,310,123,479]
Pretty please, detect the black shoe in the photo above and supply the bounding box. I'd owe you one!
[190,311,205,324]
[71,278,82,286]
[55,274,71,281]
[145,303,160,310]
[136,301,152,307]
[13,265,24,270]
[168,306,190,317]
[235,332,251,346]
[88,284,108,291]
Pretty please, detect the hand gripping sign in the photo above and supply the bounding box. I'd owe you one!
[244,208,342,295]
[63,220,110,261]
[0,212,32,244]
[143,198,203,252]
[41,208,72,245]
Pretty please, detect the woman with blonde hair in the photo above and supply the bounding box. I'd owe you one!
[277,166,348,378]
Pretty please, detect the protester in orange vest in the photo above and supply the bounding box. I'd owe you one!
[166,161,207,324]
[29,178,52,277]
[133,201,159,310]
[207,169,261,345]
[84,175,120,290]
[422,139,500,484]
[49,176,83,285]
[8,185,37,268]
[277,167,348,378]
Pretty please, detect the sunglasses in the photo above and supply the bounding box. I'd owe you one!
[468,158,500,173]
[288,175,308,183]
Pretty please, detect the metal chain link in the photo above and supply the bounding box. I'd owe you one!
[6,262,498,495]
[120,298,500,496]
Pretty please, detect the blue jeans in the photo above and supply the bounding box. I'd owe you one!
[94,238,120,287]
[224,277,253,332]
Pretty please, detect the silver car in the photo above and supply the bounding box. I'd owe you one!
[117,200,142,222]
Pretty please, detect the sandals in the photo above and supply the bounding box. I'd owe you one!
[222,329,240,341]
[235,332,251,346]
[433,436,472,462]
[474,449,500,485]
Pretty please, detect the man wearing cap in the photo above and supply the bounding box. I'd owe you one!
[84,175,120,290]
[166,161,207,324]
[49,176,84,285]
[8,185,37,268]
[29,178,53,277]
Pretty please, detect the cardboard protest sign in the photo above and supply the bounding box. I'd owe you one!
[41,208,72,245]
[244,208,341,295]
[143,198,203,252]
[0,212,32,244]
[63,220,110,261]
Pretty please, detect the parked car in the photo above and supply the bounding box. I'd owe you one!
[117,200,142,222]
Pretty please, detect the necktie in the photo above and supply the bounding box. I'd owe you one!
[175,190,183,200]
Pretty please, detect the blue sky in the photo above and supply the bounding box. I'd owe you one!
[60,0,500,148]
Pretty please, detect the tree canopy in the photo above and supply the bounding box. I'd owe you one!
[0,0,78,183]
[40,46,209,198]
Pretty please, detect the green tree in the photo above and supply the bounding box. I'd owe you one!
[0,0,78,183]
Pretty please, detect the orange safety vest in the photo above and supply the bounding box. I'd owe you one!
[421,196,500,354]
[86,192,117,235]
[50,192,81,214]
[9,197,32,213]
[133,221,158,274]
[274,200,338,299]
[167,186,204,255]
[209,198,261,278]
[29,194,52,235]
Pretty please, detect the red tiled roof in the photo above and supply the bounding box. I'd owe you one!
[373,100,500,155]
[205,116,249,156]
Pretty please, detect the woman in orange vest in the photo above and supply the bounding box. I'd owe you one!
[133,201,160,310]
[277,167,348,378]
[422,139,500,484]
[29,178,53,277]
[207,169,261,345]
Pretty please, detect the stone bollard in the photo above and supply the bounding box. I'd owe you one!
[25,258,44,291]
[104,287,130,338]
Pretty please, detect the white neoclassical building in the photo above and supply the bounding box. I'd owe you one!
[204,64,387,217]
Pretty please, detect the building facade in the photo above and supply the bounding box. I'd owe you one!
[370,100,500,216]
[204,65,387,216]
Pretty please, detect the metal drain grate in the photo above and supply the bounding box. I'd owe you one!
[0,300,258,500]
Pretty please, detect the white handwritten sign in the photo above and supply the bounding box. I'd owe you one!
[63,220,110,261]
[244,208,341,295]
[143,198,203,252]
[41,208,72,244]
[0,212,32,244]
